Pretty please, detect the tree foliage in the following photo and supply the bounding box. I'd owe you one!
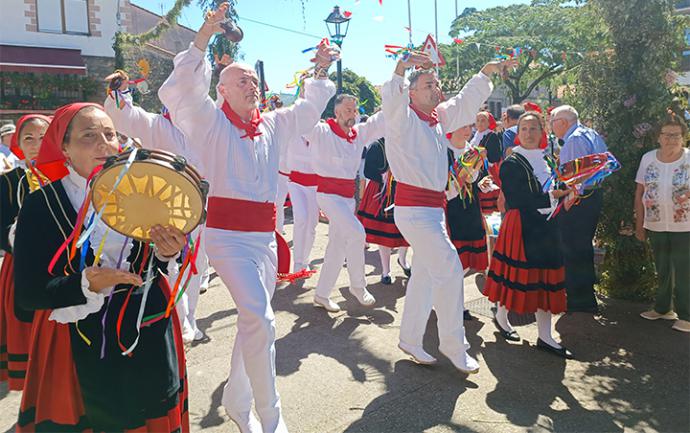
[322,69,381,118]
[444,0,607,102]
[571,0,686,300]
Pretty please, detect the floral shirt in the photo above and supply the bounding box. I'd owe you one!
[635,148,690,232]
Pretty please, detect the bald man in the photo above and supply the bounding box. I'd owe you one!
[159,5,336,432]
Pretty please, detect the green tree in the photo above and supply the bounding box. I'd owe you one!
[445,0,606,102]
[572,0,686,300]
[322,69,381,118]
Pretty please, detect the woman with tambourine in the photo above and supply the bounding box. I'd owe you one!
[13,103,190,432]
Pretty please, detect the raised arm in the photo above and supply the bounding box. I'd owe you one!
[273,77,336,142]
[157,7,224,146]
[438,60,517,134]
[356,111,386,148]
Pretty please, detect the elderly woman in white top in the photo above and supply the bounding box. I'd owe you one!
[635,113,690,333]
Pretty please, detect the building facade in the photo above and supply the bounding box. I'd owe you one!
[0,0,195,121]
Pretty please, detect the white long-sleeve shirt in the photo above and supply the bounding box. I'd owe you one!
[286,136,314,175]
[103,93,204,172]
[381,73,492,192]
[158,43,335,204]
[305,111,385,180]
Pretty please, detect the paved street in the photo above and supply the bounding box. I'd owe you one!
[2,213,689,433]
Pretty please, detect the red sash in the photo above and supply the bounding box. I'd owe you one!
[206,197,276,232]
[316,175,356,198]
[395,182,446,208]
[289,171,318,187]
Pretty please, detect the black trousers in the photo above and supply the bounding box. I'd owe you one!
[558,189,603,311]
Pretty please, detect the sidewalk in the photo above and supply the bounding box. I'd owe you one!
[1,217,688,433]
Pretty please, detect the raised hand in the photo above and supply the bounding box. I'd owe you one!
[84,267,143,293]
[202,2,230,35]
[481,58,519,79]
[105,70,129,92]
[311,40,340,67]
[398,51,434,70]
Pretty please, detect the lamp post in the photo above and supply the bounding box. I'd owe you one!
[324,5,351,94]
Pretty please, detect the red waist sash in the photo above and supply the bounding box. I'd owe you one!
[206,197,276,232]
[289,171,318,187]
[316,175,356,199]
[395,182,446,208]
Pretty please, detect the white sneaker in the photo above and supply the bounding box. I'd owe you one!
[398,341,437,365]
[314,295,341,312]
[225,409,262,433]
[193,328,205,341]
[439,348,480,374]
[672,319,690,333]
[640,310,678,321]
[349,287,376,306]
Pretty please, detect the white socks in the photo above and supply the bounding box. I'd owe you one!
[379,246,391,277]
[398,247,409,268]
[535,309,561,348]
[495,304,514,332]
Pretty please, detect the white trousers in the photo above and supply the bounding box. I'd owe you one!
[172,226,210,338]
[315,192,367,298]
[287,181,319,270]
[394,206,468,358]
[276,173,289,233]
[204,229,285,432]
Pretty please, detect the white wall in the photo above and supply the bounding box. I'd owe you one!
[0,0,119,57]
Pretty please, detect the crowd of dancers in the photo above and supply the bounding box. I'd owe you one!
[0,3,688,433]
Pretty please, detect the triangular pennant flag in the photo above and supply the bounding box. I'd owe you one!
[421,34,446,67]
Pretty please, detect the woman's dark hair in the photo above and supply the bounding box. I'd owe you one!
[658,110,688,137]
[516,111,544,132]
[63,105,102,144]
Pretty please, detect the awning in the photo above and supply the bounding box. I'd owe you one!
[0,45,86,75]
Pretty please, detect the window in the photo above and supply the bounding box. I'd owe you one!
[37,0,89,35]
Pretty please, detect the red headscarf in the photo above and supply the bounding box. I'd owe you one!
[36,103,103,182]
[10,114,52,160]
[479,111,497,131]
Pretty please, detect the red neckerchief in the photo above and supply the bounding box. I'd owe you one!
[326,118,357,143]
[409,104,439,127]
[221,102,263,140]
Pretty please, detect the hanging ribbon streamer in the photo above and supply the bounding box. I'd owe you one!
[120,250,157,356]
[384,43,414,61]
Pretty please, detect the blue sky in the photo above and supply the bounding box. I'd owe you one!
[132,0,530,89]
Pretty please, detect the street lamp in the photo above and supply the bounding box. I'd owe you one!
[324,5,351,94]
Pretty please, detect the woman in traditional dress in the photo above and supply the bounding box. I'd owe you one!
[13,103,190,432]
[484,111,573,358]
[357,138,410,284]
[0,114,50,390]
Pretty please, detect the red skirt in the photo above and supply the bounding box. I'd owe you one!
[452,239,488,272]
[357,181,408,248]
[479,189,500,215]
[16,309,189,433]
[484,209,566,314]
[0,253,32,391]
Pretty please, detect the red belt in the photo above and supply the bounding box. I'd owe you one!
[316,175,356,199]
[395,182,446,208]
[206,197,276,232]
[289,171,318,187]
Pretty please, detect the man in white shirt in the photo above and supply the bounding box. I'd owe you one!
[158,4,337,432]
[381,51,515,374]
[305,95,385,312]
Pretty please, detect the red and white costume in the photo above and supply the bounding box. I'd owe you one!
[286,136,319,271]
[381,72,492,370]
[159,43,335,432]
[305,114,385,303]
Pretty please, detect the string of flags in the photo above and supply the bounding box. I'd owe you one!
[450,38,586,63]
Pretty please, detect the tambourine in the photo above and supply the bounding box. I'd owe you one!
[90,149,208,242]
